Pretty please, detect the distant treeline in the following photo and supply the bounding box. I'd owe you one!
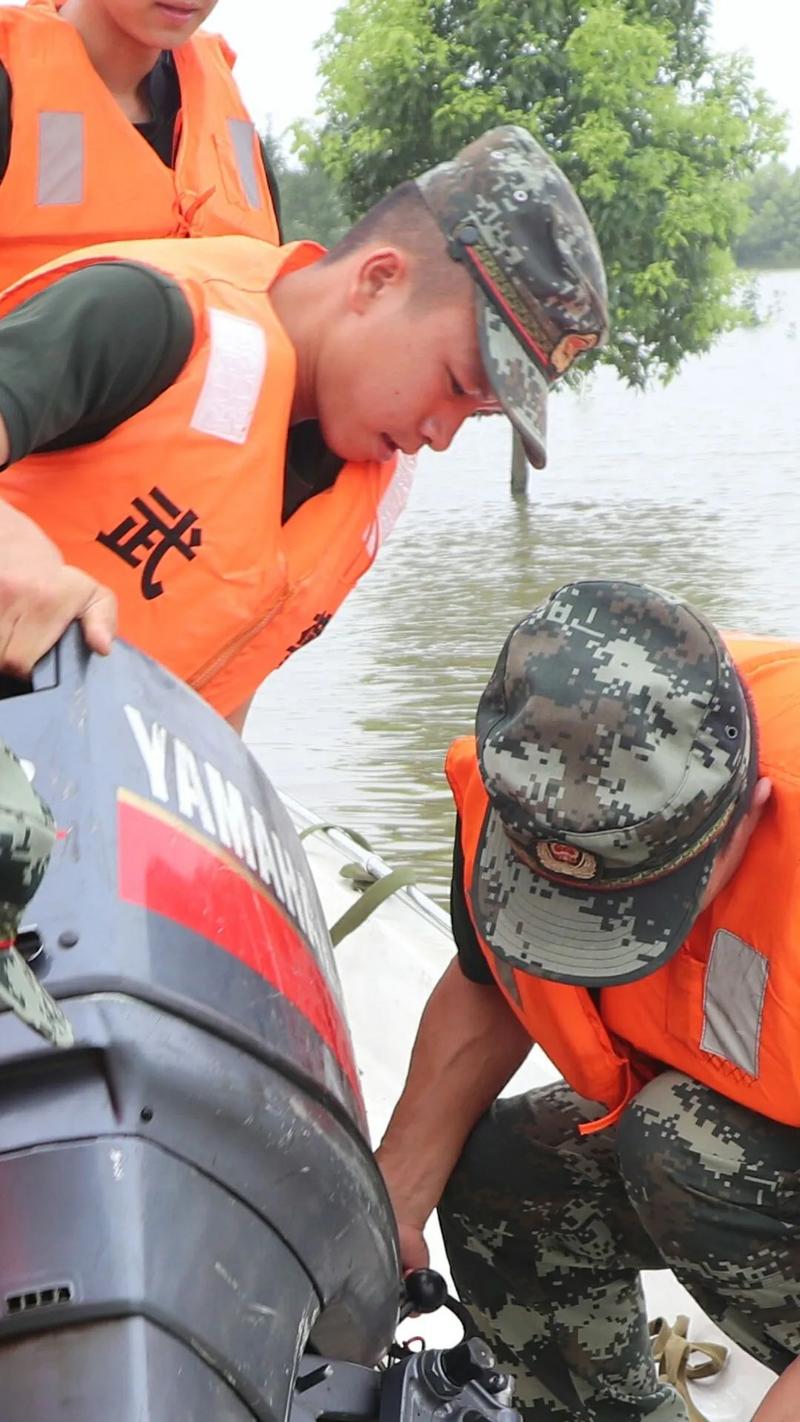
[263,131,348,250]
[735,162,800,270]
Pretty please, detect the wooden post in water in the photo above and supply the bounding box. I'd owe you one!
[510,429,529,496]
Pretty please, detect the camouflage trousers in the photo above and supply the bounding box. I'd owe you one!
[439,1071,800,1421]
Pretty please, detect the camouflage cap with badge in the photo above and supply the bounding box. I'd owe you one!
[473,580,753,986]
[0,743,73,1046]
[415,125,608,469]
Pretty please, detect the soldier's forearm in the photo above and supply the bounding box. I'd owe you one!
[751,1358,800,1422]
[226,696,254,736]
[376,958,531,1229]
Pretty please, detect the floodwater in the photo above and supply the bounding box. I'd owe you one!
[247,271,800,901]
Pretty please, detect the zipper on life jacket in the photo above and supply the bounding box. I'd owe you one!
[188,594,288,693]
[187,562,329,696]
[187,472,376,703]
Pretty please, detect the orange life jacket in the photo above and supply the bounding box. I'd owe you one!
[0,0,279,290]
[0,236,409,717]
[446,634,800,1132]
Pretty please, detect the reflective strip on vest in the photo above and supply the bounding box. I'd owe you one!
[37,112,84,206]
[190,307,268,445]
[700,929,769,1077]
[227,119,263,210]
[376,453,415,545]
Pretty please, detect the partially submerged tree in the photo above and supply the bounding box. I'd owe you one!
[301,0,785,388]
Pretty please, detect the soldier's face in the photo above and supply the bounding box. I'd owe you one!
[315,249,501,465]
[93,0,218,46]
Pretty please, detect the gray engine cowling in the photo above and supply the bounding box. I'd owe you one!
[0,629,399,1422]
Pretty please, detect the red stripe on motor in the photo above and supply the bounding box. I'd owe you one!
[117,795,360,1098]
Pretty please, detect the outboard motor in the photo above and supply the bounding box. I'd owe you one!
[0,631,522,1422]
[0,629,399,1421]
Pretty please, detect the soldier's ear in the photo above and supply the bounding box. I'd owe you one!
[699,777,772,913]
[349,248,409,314]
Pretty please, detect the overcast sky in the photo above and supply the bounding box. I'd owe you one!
[216,0,800,165]
[4,0,798,163]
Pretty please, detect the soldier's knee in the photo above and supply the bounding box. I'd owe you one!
[440,1093,543,1235]
[439,1105,501,1224]
[443,1090,543,1207]
[616,1070,703,1205]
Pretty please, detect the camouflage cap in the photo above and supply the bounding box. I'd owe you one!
[415,126,608,469]
[0,743,55,942]
[473,581,753,987]
[0,744,73,1047]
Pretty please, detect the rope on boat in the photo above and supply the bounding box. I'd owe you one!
[329,865,421,946]
[299,822,373,852]
[298,821,422,945]
[649,1315,728,1422]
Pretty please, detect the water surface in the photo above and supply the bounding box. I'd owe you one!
[247,272,800,900]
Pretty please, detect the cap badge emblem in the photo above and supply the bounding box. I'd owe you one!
[550,331,598,375]
[535,841,598,879]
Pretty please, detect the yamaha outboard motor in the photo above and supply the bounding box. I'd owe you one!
[0,629,399,1421]
[0,632,522,1422]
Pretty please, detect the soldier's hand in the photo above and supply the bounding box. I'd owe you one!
[0,500,117,675]
[396,1221,430,1275]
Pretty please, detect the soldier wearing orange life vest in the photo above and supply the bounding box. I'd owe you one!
[0,0,281,291]
[377,580,800,1422]
[0,126,608,731]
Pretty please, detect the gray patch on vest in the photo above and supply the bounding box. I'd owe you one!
[37,112,84,206]
[700,928,768,1078]
[227,118,263,210]
[372,454,415,551]
[190,307,267,445]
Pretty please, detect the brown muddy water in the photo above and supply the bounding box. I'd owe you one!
[247,271,800,901]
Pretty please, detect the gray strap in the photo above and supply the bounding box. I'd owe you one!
[37,111,84,206]
[227,118,263,209]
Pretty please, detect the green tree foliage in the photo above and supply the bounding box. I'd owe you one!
[300,0,785,384]
[263,131,348,248]
[735,163,800,270]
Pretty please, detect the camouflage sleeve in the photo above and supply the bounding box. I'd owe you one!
[0,742,54,940]
[0,263,193,466]
[451,819,495,985]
